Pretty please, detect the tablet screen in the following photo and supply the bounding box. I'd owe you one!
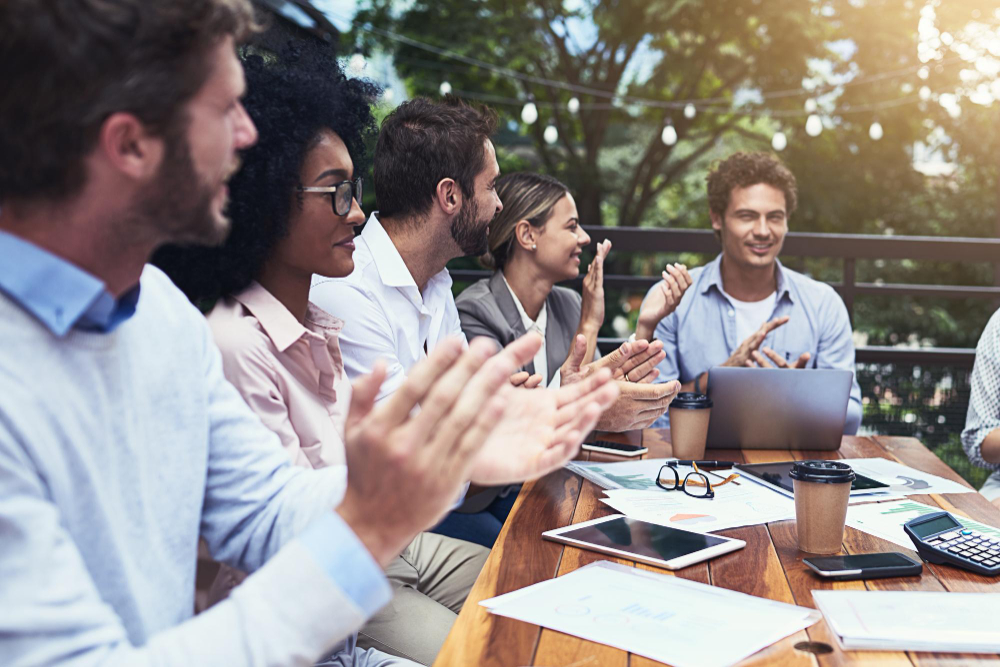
[556,516,729,562]
[736,462,889,493]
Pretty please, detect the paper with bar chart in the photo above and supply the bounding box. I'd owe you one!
[480,561,820,667]
[846,499,1000,550]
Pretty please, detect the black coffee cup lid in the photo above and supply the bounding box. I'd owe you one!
[789,460,856,484]
[670,392,712,410]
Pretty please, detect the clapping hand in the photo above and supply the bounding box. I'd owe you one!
[509,371,544,388]
[749,347,811,369]
[723,316,795,368]
[579,239,612,334]
[559,334,679,432]
[337,336,537,566]
[469,339,619,485]
[636,263,692,342]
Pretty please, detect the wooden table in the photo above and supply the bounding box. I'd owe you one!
[435,431,1000,666]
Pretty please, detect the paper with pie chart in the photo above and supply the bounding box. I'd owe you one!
[599,478,796,533]
[480,561,820,667]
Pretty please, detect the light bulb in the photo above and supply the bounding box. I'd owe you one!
[543,124,559,144]
[919,86,932,101]
[661,125,678,146]
[684,103,696,119]
[348,52,366,73]
[521,102,538,125]
[439,81,452,96]
[869,121,883,141]
[771,131,787,151]
[805,114,823,137]
[567,97,580,114]
[804,98,818,113]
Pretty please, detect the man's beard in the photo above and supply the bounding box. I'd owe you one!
[449,196,490,257]
[130,133,231,248]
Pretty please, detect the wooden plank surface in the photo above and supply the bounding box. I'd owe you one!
[435,432,1000,667]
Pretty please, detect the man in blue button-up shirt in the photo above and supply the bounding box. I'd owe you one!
[644,152,862,433]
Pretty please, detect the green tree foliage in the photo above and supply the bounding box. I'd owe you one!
[355,0,1000,349]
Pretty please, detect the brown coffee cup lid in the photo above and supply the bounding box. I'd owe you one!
[670,392,712,410]
[789,460,856,484]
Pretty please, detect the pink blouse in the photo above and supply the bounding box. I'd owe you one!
[207,282,351,470]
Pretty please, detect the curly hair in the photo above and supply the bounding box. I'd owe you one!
[153,36,380,307]
[706,151,798,221]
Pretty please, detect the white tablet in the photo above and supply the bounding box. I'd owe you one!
[542,514,745,570]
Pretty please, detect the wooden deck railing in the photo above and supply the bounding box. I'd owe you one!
[450,227,1000,366]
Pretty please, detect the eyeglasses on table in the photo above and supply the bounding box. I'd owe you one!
[656,462,740,500]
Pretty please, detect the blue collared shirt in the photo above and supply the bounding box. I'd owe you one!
[0,230,139,335]
[646,254,863,433]
[0,228,391,624]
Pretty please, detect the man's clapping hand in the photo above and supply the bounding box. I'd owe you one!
[559,334,680,432]
[336,337,521,566]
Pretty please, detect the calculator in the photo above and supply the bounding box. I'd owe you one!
[903,511,1000,576]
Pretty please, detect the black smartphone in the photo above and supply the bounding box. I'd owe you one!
[803,552,923,581]
[580,440,648,457]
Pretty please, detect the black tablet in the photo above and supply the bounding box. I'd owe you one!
[734,461,889,496]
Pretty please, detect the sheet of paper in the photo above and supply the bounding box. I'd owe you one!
[481,561,820,667]
[599,477,795,532]
[814,590,1000,653]
[839,457,975,496]
[566,458,674,490]
[846,499,1000,550]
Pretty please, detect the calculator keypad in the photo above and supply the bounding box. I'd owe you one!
[930,529,1000,572]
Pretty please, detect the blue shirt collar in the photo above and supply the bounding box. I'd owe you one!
[0,230,139,336]
[701,253,795,303]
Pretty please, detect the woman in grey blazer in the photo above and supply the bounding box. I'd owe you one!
[456,173,608,386]
[457,172,689,388]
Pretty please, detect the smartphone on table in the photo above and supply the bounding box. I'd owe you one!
[803,552,923,581]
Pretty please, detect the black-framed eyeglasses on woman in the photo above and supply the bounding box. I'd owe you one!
[299,177,363,216]
[656,462,739,500]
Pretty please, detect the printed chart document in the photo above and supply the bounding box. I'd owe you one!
[839,458,975,496]
[814,590,1000,653]
[846,499,1000,550]
[480,561,820,667]
[566,458,672,490]
[600,482,795,533]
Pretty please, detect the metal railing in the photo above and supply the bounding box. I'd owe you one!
[451,227,1000,365]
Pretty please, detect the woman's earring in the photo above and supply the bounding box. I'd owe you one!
[531,244,537,250]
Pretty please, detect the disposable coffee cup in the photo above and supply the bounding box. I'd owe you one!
[668,392,713,459]
[790,460,855,554]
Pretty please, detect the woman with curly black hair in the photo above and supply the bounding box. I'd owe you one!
[154,39,488,667]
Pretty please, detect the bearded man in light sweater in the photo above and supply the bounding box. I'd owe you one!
[0,2,617,665]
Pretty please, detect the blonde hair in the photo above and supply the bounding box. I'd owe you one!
[484,172,570,270]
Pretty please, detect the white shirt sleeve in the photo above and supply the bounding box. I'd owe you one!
[313,281,408,404]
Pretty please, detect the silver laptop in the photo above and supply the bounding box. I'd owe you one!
[705,367,853,450]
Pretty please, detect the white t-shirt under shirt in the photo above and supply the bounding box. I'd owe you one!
[724,290,777,344]
[502,275,561,388]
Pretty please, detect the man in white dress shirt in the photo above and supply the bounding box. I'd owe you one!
[311,98,673,409]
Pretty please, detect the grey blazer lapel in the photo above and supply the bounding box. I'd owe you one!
[544,292,576,384]
[488,271,535,375]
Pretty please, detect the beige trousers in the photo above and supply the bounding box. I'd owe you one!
[357,532,488,665]
[204,532,487,666]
